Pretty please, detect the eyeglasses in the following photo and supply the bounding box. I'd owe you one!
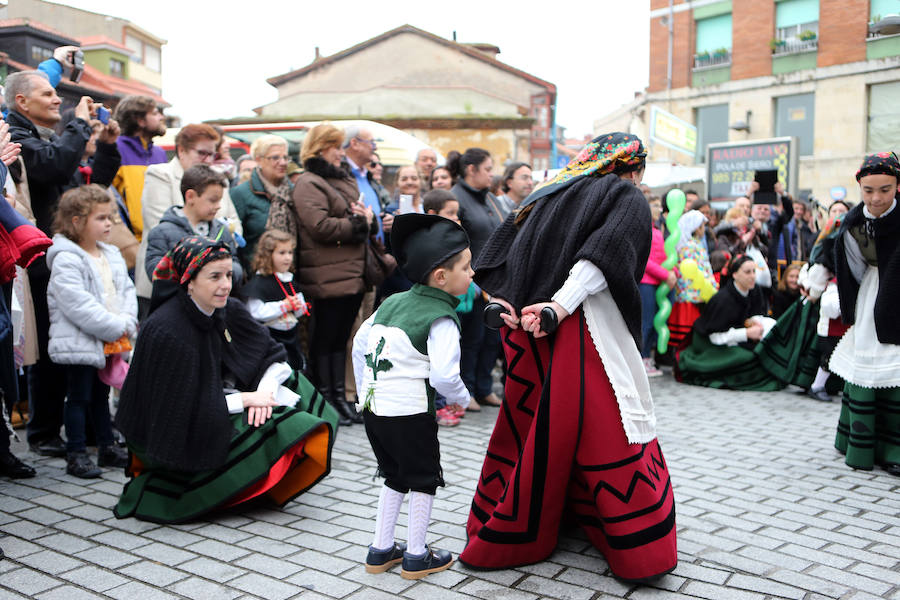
[264,155,290,163]
[369,161,381,168]
[193,148,215,159]
[355,137,377,150]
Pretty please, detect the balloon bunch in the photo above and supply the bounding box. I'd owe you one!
[678,259,717,302]
[653,189,686,354]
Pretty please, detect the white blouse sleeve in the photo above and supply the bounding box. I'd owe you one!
[426,317,470,408]
[223,361,292,414]
[709,327,748,346]
[352,313,376,395]
[247,297,287,322]
[551,259,609,315]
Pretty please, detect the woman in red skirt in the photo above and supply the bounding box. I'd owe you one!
[462,133,677,582]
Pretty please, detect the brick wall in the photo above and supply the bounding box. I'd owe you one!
[648,0,693,92]
[818,0,868,67]
[731,1,774,80]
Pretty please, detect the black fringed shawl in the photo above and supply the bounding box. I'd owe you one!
[115,293,287,472]
[473,174,651,347]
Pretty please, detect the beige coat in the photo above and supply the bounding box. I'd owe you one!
[135,157,243,299]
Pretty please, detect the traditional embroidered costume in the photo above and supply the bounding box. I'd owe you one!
[352,214,471,578]
[114,237,338,523]
[812,153,900,474]
[461,133,677,581]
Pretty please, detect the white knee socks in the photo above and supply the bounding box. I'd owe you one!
[407,491,434,556]
[372,485,404,550]
[811,367,830,392]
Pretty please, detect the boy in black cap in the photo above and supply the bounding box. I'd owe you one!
[351,213,472,579]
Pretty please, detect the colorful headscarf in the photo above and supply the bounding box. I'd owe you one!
[153,236,232,285]
[518,132,647,213]
[855,151,900,181]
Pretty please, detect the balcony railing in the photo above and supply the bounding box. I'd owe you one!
[693,51,732,69]
[772,38,818,55]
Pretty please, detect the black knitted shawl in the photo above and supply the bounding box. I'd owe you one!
[115,292,287,472]
[834,202,900,343]
[473,174,651,348]
[693,281,767,348]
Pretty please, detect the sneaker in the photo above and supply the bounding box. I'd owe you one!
[66,452,101,479]
[98,445,129,468]
[446,404,466,419]
[436,408,460,427]
[365,541,406,573]
[643,358,663,377]
[29,436,66,458]
[401,545,454,580]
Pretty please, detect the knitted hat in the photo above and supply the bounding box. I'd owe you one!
[391,214,469,284]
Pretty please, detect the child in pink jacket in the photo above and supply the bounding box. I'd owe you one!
[640,197,676,376]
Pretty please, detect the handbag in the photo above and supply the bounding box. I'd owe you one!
[98,354,129,390]
[363,239,397,288]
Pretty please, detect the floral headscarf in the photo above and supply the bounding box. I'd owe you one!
[153,236,232,285]
[855,151,900,182]
[517,132,647,215]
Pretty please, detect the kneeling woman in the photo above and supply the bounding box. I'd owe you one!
[114,237,338,523]
[676,255,781,390]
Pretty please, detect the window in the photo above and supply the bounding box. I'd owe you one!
[124,34,142,56]
[695,14,732,67]
[30,45,53,63]
[144,45,161,72]
[775,93,815,156]
[109,58,125,77]
[870,0,898,22]
[695,104,730,163]
[775,0,819,52]
[867,81,900,152]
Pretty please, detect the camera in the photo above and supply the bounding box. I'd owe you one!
[69,50,84,84]
[96,106,110,125]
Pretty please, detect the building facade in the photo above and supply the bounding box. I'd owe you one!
[257,25,557,170]
[599,0,899,205]
[1,0,165,96]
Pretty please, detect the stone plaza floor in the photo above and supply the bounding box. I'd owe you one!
[1,375,898,599]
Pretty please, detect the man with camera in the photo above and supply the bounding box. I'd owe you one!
[5,69,120,458]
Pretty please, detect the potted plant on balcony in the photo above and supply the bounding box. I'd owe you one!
[799,30,817,41]
[769,37,786,52]
[713,47,729,59]
[696,50,710,64]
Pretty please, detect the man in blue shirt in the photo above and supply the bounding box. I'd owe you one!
[343,126,384,243]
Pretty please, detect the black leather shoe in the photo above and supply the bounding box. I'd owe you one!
[29,436,66,457]
[365,541,407,573]
[881,462,900,477]
[66,452,101,479]
[401,545,454,580]
[806,388,832,402]
[0,451,36,479]
[98,445,129,468]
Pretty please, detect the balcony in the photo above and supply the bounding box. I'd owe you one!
[771,37,818,56]
[693,50,732,70]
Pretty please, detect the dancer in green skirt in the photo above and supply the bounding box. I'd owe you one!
[114,236,338,522]
[810,152,900,476]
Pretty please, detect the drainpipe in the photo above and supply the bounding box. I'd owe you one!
[667,0,674,91]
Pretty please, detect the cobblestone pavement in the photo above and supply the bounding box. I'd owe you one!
[1,375,899,600]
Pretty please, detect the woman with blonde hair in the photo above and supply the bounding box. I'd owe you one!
[292,123,374,426]
[231,134,291,268]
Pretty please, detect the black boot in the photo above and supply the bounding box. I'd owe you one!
[316,354,351,427]
[331,352,364,424]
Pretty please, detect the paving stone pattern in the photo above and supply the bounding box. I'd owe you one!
[1,376,898,599]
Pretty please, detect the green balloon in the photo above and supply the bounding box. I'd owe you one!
[654,189,688,355]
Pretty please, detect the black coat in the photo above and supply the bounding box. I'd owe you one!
[693,280,768,349]
[834,203,900,344]
[474,174,651,348]
[7,111,118,234]
[115,292,286,472]
[452,181,507,262]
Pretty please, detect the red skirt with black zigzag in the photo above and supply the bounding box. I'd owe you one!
[460,309,677,581]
